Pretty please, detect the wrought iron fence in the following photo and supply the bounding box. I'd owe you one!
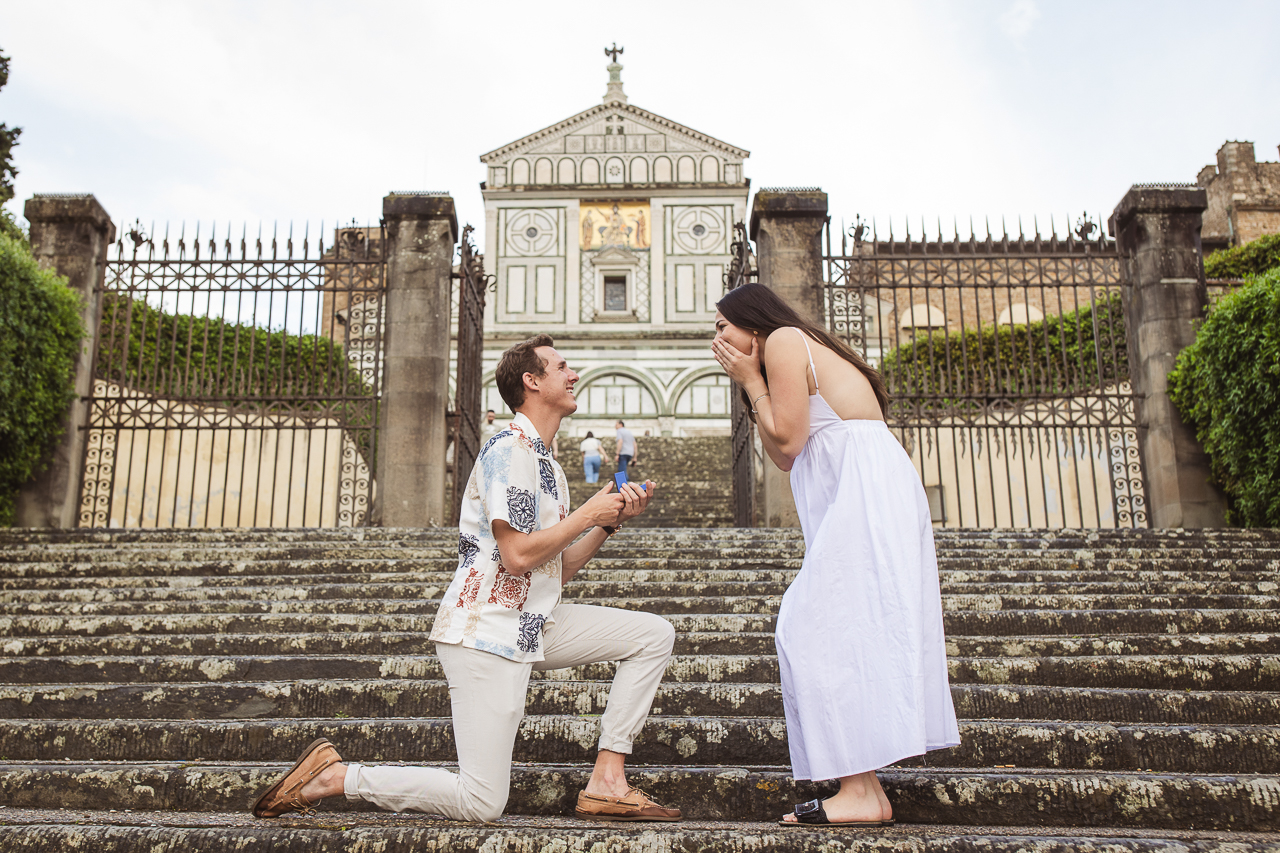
[725,221,758,527]
[448,225,491,525]
[80,221,385,528]
[824,216,1147,528]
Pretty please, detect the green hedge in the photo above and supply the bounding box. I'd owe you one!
[97,293,377,465]
[1204,233,1280,280]
[880,292,1128,412]
[0,230,85,526]
[1168,267,1280,526]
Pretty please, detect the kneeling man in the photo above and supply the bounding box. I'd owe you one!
[252,335,680,823]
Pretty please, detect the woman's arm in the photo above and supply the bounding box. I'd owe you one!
[712,330,811,464]
[757,424,794,472]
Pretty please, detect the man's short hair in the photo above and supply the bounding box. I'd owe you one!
[486,409,495,415]
[496,334,555,411]
[616,420,625,427]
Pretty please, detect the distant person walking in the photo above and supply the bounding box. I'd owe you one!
[614,420,637,475]
[580,431,607,483]
[711,284,959,827]
[480,409,500,442]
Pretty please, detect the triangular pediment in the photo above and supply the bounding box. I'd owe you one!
[480,103,748,165]
[589,246,642,265]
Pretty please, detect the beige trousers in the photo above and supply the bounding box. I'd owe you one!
[343,603,676,822]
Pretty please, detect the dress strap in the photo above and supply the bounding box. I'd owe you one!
[791,327,819,391]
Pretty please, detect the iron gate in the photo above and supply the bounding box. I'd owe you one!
[824,217,1147,528]
[80,221,386,528]
[448,225,490,525]
[725,222,757,527]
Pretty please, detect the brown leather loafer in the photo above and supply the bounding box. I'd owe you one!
[575,786,682,822]
[251,737,342,818]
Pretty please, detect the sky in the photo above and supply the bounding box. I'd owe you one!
[4,0,1279,247]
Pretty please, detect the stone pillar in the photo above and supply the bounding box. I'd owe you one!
[378,193,458,528]
[749,188,828,527]
[749,188,828,325]
[14,194,115,528]
[1110,185,1227,528]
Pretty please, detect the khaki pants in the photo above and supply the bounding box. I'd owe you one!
[344,603,675,822]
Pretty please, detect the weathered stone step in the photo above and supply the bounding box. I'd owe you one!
[7,813,1279,853]
[6,678,1276,725]
[10,629,1275,661]
[0,579,804,605]
[5,608,1277,639]
[0,762,1273,829]
[3,716,1275,774]
[0,566,806,592]
[0,630,779,659]
[3,652,1271,690]
[0,611,779,638]
[5,524,1278,545]
[7,592,1280,618]
[10,577,1278,605]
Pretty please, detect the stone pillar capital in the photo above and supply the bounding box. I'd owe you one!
[383,193,458,244]
[24,193,117,242]
[1111,184,1208,236]
[749,188,828,241]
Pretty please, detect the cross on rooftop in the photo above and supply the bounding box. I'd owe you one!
[605,43,623,63]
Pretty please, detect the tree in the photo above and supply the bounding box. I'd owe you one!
[0,50,21,206]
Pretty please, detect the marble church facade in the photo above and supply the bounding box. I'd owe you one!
[475,55,749,439]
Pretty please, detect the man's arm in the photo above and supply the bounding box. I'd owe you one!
[559,480,655,583]
[492,484,622,574]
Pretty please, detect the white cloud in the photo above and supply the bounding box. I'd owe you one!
[999,0,1041,44]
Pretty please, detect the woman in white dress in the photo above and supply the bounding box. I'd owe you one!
[711,284,960,826]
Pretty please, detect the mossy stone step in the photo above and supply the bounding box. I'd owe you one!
[2,813,1276,853]
[5,679,1277,725]
[3,716,1275,773]
[0,762,1274,830]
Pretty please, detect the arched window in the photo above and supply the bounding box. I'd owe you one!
[510,159,530,184]
[997,303,1045,326]
[700,156,720,181]
[534,158,553,184]
[654,157,672,183]
[631,157,649,182]
[557,158,576,183]
[674,374,733,415]
[604,157,626,184]
[577,374,659,417]
[581,158,600,183]
[677,156,696,182]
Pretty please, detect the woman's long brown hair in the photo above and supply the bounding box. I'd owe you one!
[716,283,890,420]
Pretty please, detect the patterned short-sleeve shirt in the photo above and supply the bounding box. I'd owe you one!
[429,412,570,662]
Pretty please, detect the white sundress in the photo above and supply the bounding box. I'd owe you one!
[775,328,961,781]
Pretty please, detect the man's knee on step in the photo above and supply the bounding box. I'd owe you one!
[456,783,509,823]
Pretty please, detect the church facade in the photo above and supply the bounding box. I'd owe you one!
[475,54,749,439]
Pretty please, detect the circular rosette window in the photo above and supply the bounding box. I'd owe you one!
[672,207,725,254]
[506,209,559,256]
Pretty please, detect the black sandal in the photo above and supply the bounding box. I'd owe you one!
[777,798,891,827]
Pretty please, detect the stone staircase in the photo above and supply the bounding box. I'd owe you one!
[564,435,734,528]
[0,526,1277,850]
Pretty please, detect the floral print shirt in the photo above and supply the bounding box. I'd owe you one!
[429,412,570,662]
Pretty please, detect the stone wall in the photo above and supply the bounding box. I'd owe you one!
[1198,140,1280,253]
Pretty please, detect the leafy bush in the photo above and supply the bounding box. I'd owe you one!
[1204,233,1280,279]
[0,231,85,526]
[880,292,1128,414]
[1167,268,1280,526]
[96,293,377,464]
